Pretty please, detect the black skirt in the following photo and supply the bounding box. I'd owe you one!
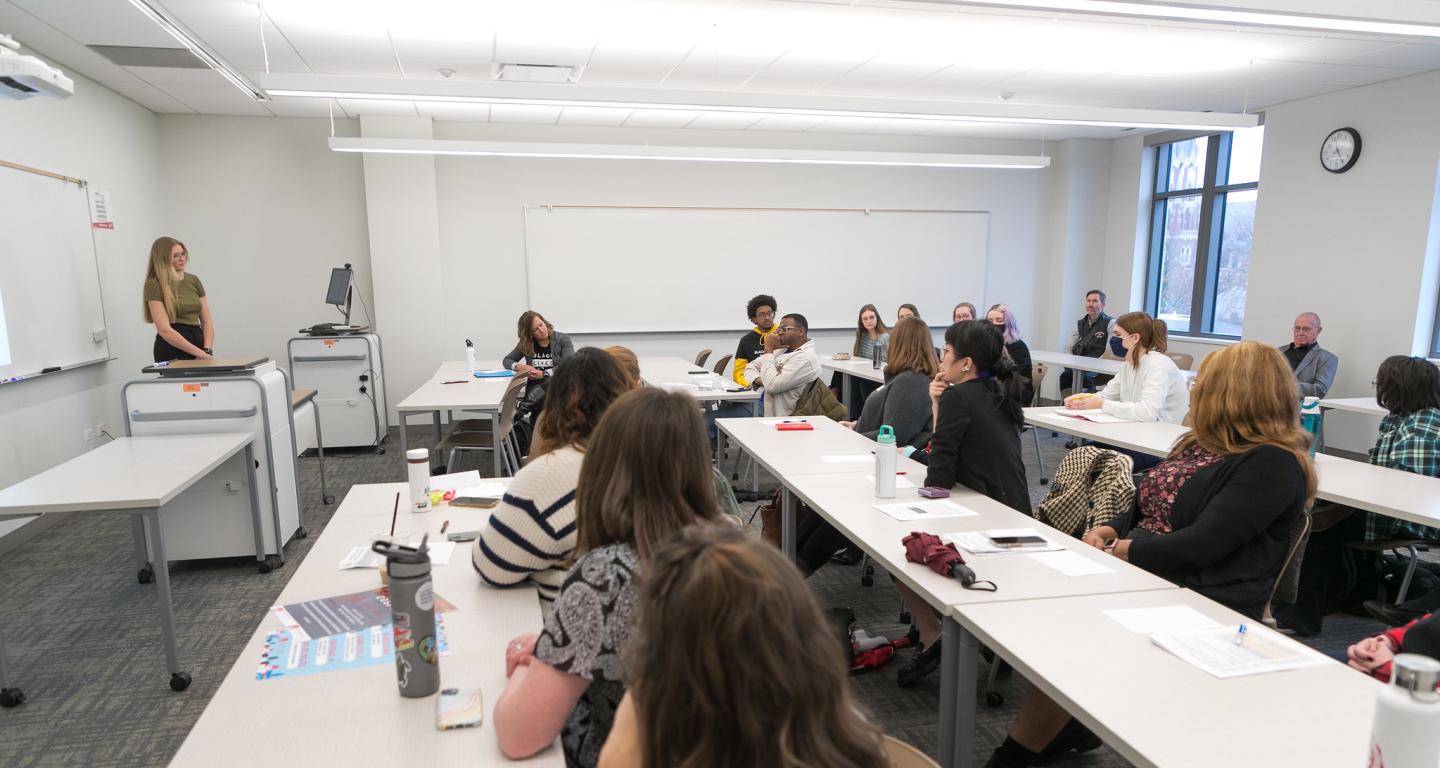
[154,323,204,362]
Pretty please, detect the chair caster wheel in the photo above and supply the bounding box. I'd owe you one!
[258,555,284,574]
[986,692,1003,707]
[138,564,154,584]
[899,611,912,625]
[1039,478,1050,485]
[860,574,874,587]
[170,672,192,692]
[295,527,309,539]
[323,495,336,505]
[375,447,386,455]
[0,687,25,707]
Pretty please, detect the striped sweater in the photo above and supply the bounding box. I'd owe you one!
[471,445,583,611]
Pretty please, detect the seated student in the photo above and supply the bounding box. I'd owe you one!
[894,321,1030,686]
[838,303,889,419]
[492,387,724,766]
[472,349,631,612]
[1064,311,1187,424]
[604,345,642,389]
[705,295,778,442]
[1347,612,1440,682]
[1281,312,1339,398]
[1059,289,1114,394]
[503,310,575,411]
[797,317,938,575]
[988,341,1315,767]
[1285,355,1440,633]
[987,303,1033,404]
[744,313,820,418]
[597,525,889,768]
[953,302,977,323]
[897,303,920,322]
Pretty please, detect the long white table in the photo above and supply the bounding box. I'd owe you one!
[1031,349,1197,381]
[0,434,261,699]
[1024,406,1440,532]
[637,355,760,405]
[395,360,513,478]
[820,355,886,411]
[1318,396,1385,417]
[171,481,563,766]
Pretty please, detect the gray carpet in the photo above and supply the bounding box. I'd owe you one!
[0,425,1407,767]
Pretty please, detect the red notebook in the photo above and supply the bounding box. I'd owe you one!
[776,422,814,431]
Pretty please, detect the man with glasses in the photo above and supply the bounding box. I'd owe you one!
[745,313,820,417]
[1281,311,1339,398]
[733,294,778,388]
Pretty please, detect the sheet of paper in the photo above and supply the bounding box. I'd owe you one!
[874,499,979,521]
[1062,411,1129,424]
[863,474,918,489]
[942,528,1065,555]
[339,546,385,570]
[416,540,457,566]
[1025,549,1114,576]
[453,481,510,499]
[1103,605,1225,635]
[1150,628,1329,679]
[429,470,482,492]
[822,455,872,463]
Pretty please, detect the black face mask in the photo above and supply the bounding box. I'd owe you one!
[1109,336,1128,357]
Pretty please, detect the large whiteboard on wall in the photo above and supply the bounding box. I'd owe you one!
[0,162,110,382]
[522,206,989,333]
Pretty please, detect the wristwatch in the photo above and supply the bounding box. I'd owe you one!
[203,347,213,355]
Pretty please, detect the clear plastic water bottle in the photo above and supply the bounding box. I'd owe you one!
[407,448,431,511]
[872,336,884,370]
[1369,654,1440,767]
[875,425,897,498]
[372,536,440,698]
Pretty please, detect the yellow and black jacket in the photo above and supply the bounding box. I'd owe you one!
[732,325,775,387]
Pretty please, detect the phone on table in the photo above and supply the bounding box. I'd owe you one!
[450,496,500,508]
[989,535,1048,548]
[447,530,483,542]
[436,686,485,731]
[916,486,950,498]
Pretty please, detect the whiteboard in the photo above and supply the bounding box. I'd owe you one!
[522,206,988,333]
[0,162,110,383]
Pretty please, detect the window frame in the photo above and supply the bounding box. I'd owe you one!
[1145,132,1259,339]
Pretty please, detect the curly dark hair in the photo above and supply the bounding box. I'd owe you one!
[531,347,630,457]
[746,295,777,323]
[1376,355,1440,416]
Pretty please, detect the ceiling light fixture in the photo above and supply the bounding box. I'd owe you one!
[918,0,1440,38]
[327,137,1051,169]
[125,0,268,100]
[263,75,1257,131]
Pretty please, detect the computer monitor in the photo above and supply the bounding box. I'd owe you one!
[325,266,353,307]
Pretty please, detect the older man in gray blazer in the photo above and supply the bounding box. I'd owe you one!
[1280,312,1339,397]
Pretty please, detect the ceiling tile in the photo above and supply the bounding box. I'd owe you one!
[489,104,563,123]
[195,23,310,75]
[1283,62,1423,86]
[556,106,634,126]
[391,39,494,80]
[9,0,176,47]
[747,115,825,132]
[622,108,703,128]
[123,65,231,87]
[263,98,346,118]
[805,116,894,133]
[1260,37,1398,65]
[415,102,493,121]
[685,111,766,130]
[337,98,418,117]
[156,84,273,116]
[282,31,402,76]
[102,77,196,113]
[1336,42,1440,70]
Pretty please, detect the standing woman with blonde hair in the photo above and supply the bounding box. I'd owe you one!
[142,236,214,362]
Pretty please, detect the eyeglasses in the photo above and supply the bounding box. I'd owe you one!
[776,325,798,333]
[1294,326,1317,333]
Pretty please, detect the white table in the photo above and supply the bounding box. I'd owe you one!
[1031,350,1196,384]
[1024,407,1440,532]
[171,481,563,767]
[949,589,1379,768]
[820,355,886,411]
[0,434,261,699]
[394,361,514,478]
[1318,396,1385,417]
[638,355,760,405]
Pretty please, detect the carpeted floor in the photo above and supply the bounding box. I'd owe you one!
[0,425,1409,767]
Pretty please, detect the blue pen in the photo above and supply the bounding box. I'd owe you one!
[1233,623,1247,646]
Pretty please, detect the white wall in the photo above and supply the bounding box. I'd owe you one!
[0,70,163,543]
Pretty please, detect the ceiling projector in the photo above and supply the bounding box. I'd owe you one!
[0,34,74,100]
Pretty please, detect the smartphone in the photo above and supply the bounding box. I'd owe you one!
[989,535,1048,548]
[436,686,485,731]
[916,486,950,498]
[450,496,500,508]
[446,530,483,542]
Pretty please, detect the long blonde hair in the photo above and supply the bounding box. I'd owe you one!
[142,236,186,324]
[1171,341,1317,505]
[884,316,938,379]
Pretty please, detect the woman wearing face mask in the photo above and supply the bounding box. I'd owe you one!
[987,304,1032,405]
[143,236,215,362]
[1064,310,1188,424]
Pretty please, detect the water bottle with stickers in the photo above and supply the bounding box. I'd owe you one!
[372,536,440,697]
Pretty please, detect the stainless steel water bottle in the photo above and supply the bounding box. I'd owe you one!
[372,536,440,697]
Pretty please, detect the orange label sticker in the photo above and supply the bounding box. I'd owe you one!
[323,339,337,347]
[182,383,202,393]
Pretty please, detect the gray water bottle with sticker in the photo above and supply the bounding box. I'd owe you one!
[372,536,440,697]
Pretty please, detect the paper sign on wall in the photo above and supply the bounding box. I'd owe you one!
[90,189,114,230]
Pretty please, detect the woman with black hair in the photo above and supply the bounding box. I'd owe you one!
[895,320,1031,686]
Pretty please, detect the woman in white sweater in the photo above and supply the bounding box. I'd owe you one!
[1065,310,1189,423]
[471,348,631,612]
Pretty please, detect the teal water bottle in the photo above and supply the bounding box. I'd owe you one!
[1299,397,1321,456]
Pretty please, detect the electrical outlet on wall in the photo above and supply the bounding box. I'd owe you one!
[83,428,94,442]
[96,422,107,436]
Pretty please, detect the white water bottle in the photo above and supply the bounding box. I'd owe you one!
[406,448,431,511]
[1369,654,1440,768]
[875,425,897,498]
[465,338,477,373]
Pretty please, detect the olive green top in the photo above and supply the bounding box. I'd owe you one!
[144,273,206,326]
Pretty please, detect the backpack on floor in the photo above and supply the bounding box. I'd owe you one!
[1035,446,1136,538]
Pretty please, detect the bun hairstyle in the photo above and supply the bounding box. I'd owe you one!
[1114,311,1169,367]
[943,320,1024,429]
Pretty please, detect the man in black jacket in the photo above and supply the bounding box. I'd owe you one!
[1058,289,1114,394]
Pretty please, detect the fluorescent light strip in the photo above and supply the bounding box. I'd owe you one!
[272,89,1246,131]
[327,137,1050,169]
[930,0,1440,38]
[126,0,267,101]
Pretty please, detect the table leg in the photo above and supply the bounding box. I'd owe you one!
[432,411,443,443]
[840,371,852,411]
[939,615,980,768]
[398,411,410,474]
[781,487,796,560]
[131,515,150,571]
[0,624,20,706]
[492,409,504,479]
[750,400,761,491]
[311,402,333,504]
[143,507,190,691]
[243,444,271,566]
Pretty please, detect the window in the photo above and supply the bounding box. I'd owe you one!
[1146,126,1263,337]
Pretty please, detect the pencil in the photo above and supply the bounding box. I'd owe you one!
[390,492,400,536]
